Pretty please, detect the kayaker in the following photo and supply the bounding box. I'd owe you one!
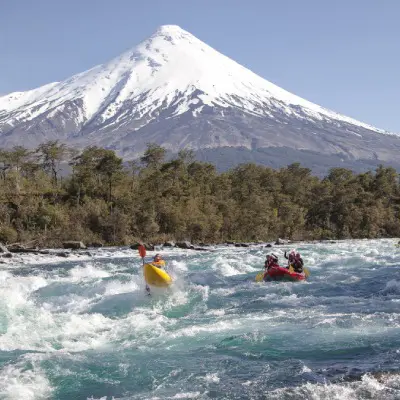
[145,254,166,295]
[152,253,166,268]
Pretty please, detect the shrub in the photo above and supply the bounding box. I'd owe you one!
[0,226,18,244]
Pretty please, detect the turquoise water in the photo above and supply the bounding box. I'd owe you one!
[0,240,399,399]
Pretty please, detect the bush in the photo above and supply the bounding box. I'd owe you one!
[0,226,18,244]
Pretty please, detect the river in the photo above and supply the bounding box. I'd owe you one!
[0,239,399,399]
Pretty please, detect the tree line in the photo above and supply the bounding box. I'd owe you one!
[0,141,399,247]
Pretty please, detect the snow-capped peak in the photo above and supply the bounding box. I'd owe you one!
[153,24,191,36]
[0,24,399,160]
[0,25,392,136]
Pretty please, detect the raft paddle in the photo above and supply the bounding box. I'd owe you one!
[255,271,264,282]
[288,264,310,277]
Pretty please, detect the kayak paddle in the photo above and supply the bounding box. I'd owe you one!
[138,244,146,265]
[138,244,150,295]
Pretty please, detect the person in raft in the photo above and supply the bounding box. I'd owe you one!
[263,254,279,279]
[263,254,280,279]
[284,250,304,273]
[151,253,166,268]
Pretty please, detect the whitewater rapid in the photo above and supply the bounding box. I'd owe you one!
[0,239,399,399]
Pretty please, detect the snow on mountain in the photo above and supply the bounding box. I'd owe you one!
[0,24,399,170]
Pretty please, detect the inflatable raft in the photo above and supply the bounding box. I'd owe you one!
[264,266,306,282]
[143,263,172,287]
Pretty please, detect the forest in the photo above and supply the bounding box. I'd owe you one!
[0,141,399,247]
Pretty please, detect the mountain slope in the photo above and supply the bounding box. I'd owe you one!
[1,25,399,169]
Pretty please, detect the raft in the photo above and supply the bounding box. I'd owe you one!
[143,263,172,287]
[264,265,306,282]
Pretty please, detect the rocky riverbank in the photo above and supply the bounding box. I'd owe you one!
[0,237,343,264]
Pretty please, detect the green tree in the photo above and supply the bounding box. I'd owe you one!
[140,143,166,168]
[95,150,123,204]
[36,140,70,185]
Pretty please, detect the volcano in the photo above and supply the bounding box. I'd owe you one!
[1,25,399,173]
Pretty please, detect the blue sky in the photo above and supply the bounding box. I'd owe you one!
[1,0,399,132]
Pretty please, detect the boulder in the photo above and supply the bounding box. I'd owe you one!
[7,244,26,251]
[63,241,86,250]
[130,242,154,251]
[163,241,176,247]
[235,243,249,247]
[0,242,8,253]
[39,250,50,255]
[8,244,39,253]
[89,242,103,248]
[193,247,209,251]
[1,252,12,258]
[226,241,235,245]
[176,241,194,249]
[265,243,273,248]
[275,238,289,245]
[56,252,70,258]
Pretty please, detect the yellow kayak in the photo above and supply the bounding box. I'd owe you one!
[143,263,172,287]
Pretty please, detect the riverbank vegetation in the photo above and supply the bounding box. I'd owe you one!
[0,141,399,247]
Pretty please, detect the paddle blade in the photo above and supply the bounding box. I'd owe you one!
[255,272,264,282]
[288,265,294,273]
[138,244,146,258]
